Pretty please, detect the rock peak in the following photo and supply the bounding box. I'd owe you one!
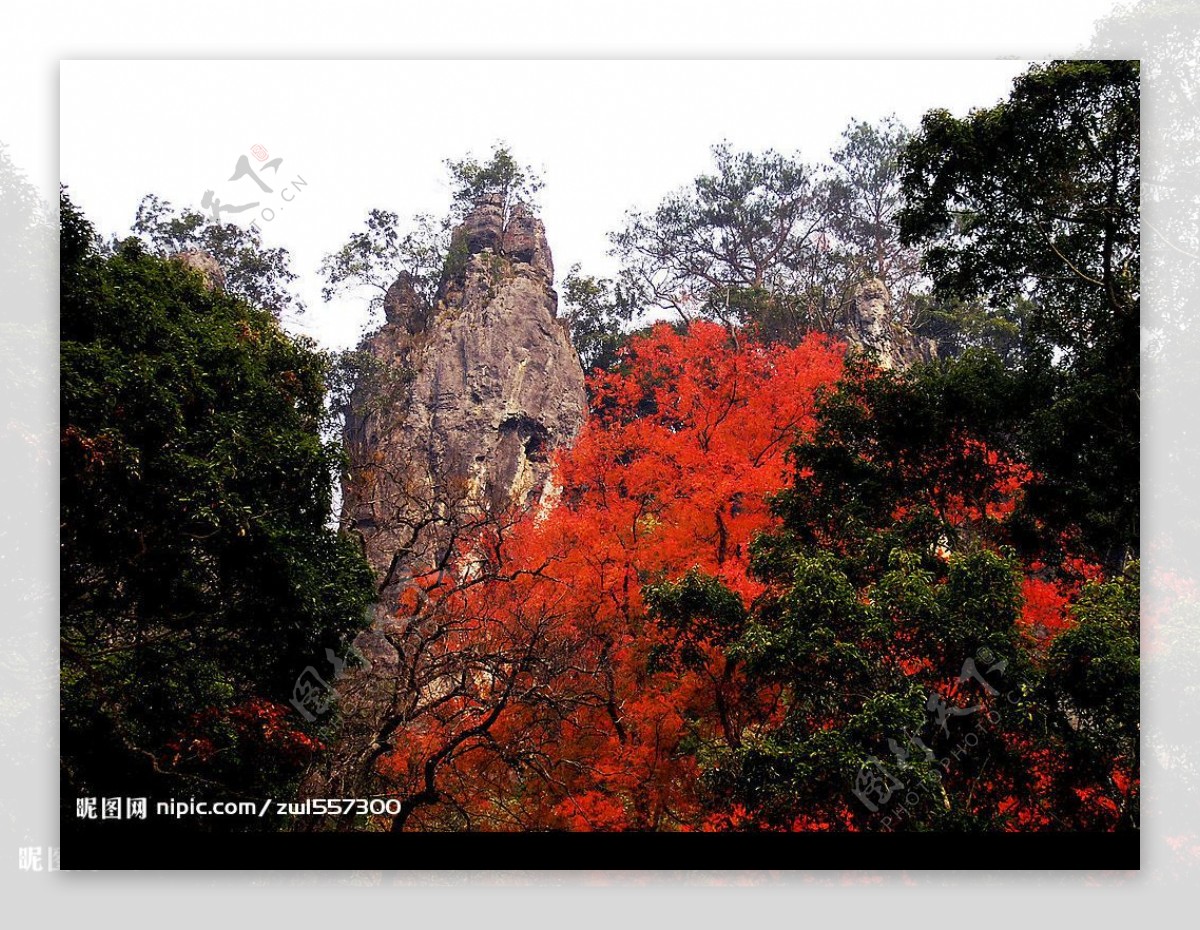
[343,202,584,581]
[458,194,505,255]
[454,196,554,281]
[382,271,426,333]
[501,202,553,281]
[171,249,225,291]
[843,277,936,370]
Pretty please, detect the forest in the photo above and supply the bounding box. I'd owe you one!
[60,59,1139,834]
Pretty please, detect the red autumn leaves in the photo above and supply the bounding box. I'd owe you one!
[362,322,1119,830]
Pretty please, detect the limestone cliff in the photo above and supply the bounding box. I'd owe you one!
[341,196,586,582]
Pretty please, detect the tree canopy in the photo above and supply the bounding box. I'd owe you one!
[444,142,544,219]
[611,143,831,326]
[899,60,1139,364]
[605,120,925,348]
[687,356,1138,830]
[131,193,305,318]
[900,59,1140,567]
[61,193,375,820]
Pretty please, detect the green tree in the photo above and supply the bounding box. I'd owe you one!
[899,59,1140,568]
[1039,566,1140,828]
[560,265,639,372]
[899,61,1139,359]
[444,141,544,220]
[612,124,928,341]
[61,193,375,820]
[911,292,1030,365]
[318,208,450,321]
[612,143,835,326]
[828,116,921,298]
[651,356,1138,831]
[131,194,304,318]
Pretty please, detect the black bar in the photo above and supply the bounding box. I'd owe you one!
[61,827,1139,871]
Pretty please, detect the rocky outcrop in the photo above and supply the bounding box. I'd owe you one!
[501,203,554,280]
[459,193,505,254]
[341,198,586,584]
[381,272,426,332]
[842,277,936,370]
[172,249,226,291]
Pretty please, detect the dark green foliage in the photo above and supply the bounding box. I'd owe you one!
[899,61,1139,359]
[611,143,834,327]
[1043,565,1140,757]
[911,293,1030,365]
[707,285,819,348]
[442,228,472,283]
[1024,562,1141,830]
[61,193,375,815]
[899,60,1140,567]
[560,265,638,372]
[690,356,1138,830]
[644,567,748,671]
[771,352,1028,570]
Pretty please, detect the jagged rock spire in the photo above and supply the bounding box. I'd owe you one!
[501,202,553,282]
[341,196,585,583]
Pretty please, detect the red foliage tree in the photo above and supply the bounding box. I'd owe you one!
[365,322,1133,833]
[371,323,844,830]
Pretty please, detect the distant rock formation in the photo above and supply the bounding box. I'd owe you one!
[171,249,226,291]
[341,195,586,587]
[842,277,936,370]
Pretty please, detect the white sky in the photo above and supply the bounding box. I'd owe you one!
[60,60,1034,350]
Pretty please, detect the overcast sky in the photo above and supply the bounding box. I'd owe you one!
[60,60,1033,350]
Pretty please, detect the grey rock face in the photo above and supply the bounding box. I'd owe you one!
[458,192,505,254]
[843,277,937,370]
[501,202,554,281]
[341,199,586,582]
